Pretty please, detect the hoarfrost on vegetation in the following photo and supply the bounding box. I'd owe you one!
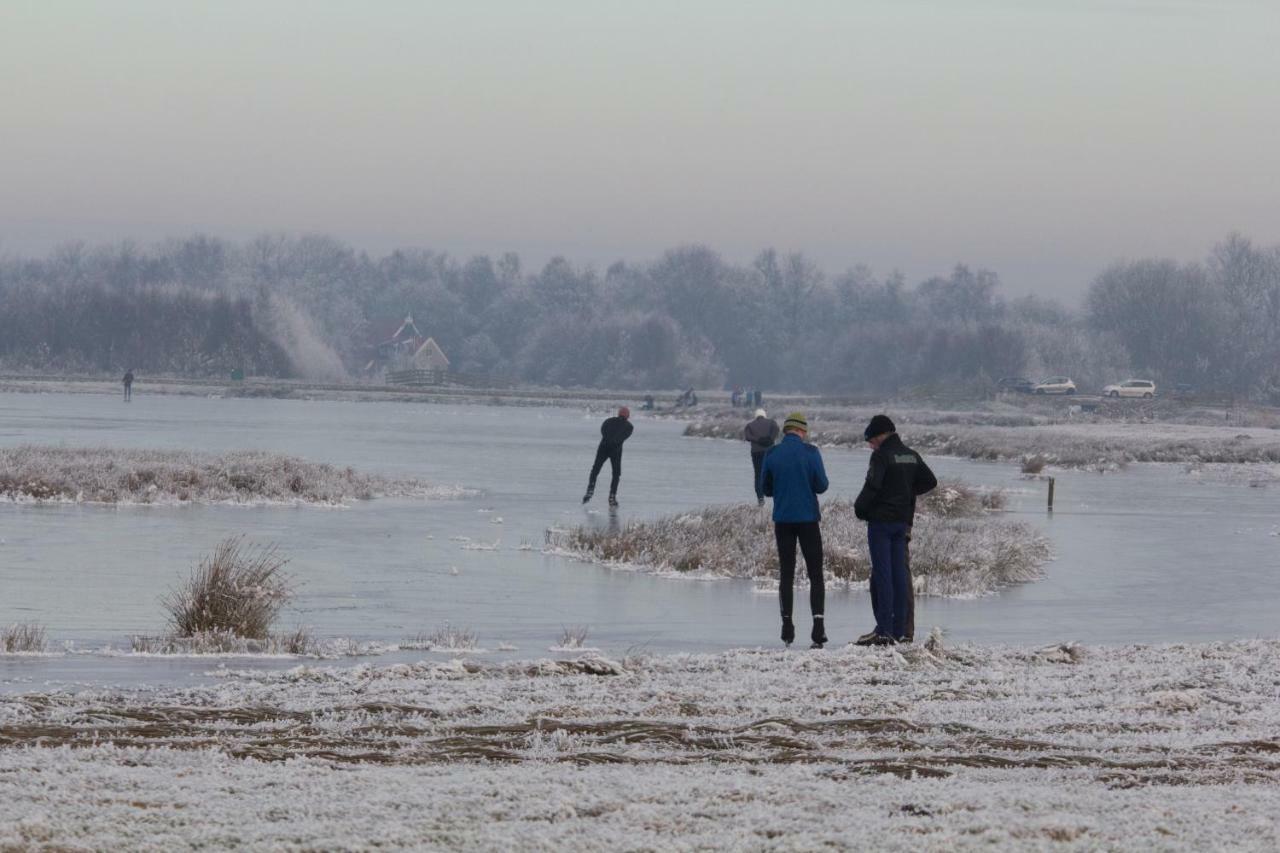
[0,445,464,505]
[402,623,479,652]
[554,484,1049,599]
[0,640,1277,849]
[1,623,47,654]
[687,407,1280,471]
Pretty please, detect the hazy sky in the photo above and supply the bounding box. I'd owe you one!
[3,0,1278,296]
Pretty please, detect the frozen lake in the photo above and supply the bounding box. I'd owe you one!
[2,391,1277,689]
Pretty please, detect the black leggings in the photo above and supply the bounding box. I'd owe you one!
[774,521,824,621]
[588,444,622,496]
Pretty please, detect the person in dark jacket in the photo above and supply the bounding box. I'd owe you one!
[760,412,830,648]
[583,407,634,507]
[122,369,134,402]
[743,408,780,505]
[853,414,937,645]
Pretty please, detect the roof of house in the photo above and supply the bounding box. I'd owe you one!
[366,314,424,347]
[414,337,450,366]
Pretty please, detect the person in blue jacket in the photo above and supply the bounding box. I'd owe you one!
[760,411,830,648]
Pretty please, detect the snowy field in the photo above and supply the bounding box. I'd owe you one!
[2,639,1278,849]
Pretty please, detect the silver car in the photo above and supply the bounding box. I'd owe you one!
[1103,379,1156,399]
[1034,377,1076,395]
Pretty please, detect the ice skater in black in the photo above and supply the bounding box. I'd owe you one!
[583,407,634,507]
[123,369,134,402]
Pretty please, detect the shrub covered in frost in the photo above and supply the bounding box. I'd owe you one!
[163,537,292,640]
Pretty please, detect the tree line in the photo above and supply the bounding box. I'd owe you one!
[0,232,1276,400]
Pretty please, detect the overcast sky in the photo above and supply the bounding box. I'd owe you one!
[3,0,1278,296]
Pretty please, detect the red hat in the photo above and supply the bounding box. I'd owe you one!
[618,406,630,418]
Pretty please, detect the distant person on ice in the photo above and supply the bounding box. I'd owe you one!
[853,414,936,646]
[760,412,829,648]
[743,408,780,506]
[122,369,134,402]
[582,407,634,508]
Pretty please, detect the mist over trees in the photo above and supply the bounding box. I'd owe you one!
[1,232,1276,400]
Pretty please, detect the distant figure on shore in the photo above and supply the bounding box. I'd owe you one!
[743,408,780,506]
[760,412,829,648]
[675,388,698,409]
[583,407,634,508]
[122,369,134,402]
[853,414,936,646]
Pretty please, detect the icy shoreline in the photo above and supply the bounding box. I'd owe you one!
[1,639,1277,849]
[0,445,469,505]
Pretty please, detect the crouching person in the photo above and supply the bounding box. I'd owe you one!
[760,412,830,648]
[853,414,936,645]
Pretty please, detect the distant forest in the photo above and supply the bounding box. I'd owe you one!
[1,232,1277,399]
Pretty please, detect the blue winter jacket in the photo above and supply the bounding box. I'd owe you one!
[760,433,829,523]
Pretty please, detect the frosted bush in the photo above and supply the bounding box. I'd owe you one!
[163,537,291,640]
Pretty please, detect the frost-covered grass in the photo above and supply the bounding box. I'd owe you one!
[130,628,313,656]
[554,485,1048,599]
[127,538,316,657]
[164,537,291,640]
[557,625,591,649]
[686,410,1280,470]
[0,445,457,505]
[1,623,46,654]
[0,640,1277,849]
[403,623,479,652]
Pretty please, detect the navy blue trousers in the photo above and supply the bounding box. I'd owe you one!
[868,521,910,638]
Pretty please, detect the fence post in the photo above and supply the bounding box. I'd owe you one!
[1047,477,1055,513]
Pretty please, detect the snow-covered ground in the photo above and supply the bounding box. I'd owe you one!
[2,639,1277,849]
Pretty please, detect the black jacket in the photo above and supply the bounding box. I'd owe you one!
[853,433,937,524]
[743,416,780,454]
[599,416,634,448]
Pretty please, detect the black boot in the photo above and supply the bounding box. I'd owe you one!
[781,617,795,646]
[810,617,827,649]
[608,494,618,508]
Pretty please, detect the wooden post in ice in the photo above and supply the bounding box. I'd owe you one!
[1047,477,1056,513]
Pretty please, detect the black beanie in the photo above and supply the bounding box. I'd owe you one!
[864,414,896,440]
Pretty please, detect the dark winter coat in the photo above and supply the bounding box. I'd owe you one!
[599,416,634,448]
[743,416,780,455]
[760,433,829,523]
[853,433,937,525]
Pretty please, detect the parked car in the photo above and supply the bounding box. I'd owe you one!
[1034,377,1076,395]
[997,376,1035,394]
[1103,379,1156,399]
